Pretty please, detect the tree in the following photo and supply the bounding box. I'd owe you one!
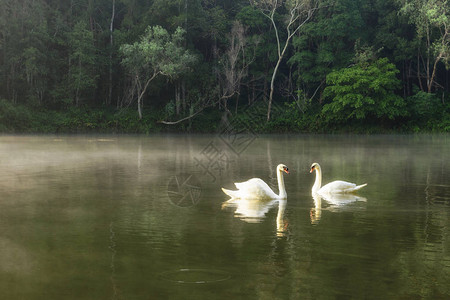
[67,20,98,106]
[289,0,366,99]
[120,25,197,119]
[371,0,417,98]
[23,45,48,105]
[250,0,318,121]
[159,20,257,125]
[108,0,116,105]
[0,0,50,104]
[322,57,406,122]
[399,0,450,92]
[219,20,257,113]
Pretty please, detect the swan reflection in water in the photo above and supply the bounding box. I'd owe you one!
[310,192,367,224]
[222,198,288,237]
[221,163,289,236]
[310,193,322,225]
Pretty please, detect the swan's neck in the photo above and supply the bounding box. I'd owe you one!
[277,169,287,198]
[312,168,322,193]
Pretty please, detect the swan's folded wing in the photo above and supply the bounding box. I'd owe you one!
[319,180,357,194]
[234,178,277,199]
[235,178,265,191]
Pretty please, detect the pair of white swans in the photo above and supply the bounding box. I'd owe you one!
[221,162,366,200]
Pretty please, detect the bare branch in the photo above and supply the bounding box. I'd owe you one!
[158,106,206,125]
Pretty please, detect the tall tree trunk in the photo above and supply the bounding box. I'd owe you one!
[257,1,316,121]
[136,72,158,119]
[182,80,186,112]
[108,0,115,105]
[76,57,81,106]
[137,97,142,119]
[175,82,181,115]
[417,50,424,91]
[426,24,431,92]
[267,39,290,120]
[429,54,442,93]
[263,67,269,103]
[267,59,281,121]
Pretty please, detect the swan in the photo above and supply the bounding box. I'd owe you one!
[310,162,367,194]
[222,164,289,199]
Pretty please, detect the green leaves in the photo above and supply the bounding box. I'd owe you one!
[323,57,406,122]
[399,0,450,88]
[120,25,197,79]
[119,25,198,118]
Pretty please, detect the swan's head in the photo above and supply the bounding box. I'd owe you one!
[310,162,320,173]
[277,164,289,174]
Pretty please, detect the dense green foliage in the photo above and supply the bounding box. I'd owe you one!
[323,58,406,123]
[120,25,197,119]
[0,0,449,133]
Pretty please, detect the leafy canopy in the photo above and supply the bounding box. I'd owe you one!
[322,57,406,122]
[120,25,197,79]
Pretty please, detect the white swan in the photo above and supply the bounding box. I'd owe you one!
[222,164,289,199]
[310,162,367,194]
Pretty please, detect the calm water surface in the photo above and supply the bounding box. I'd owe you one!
[0,134,449,299]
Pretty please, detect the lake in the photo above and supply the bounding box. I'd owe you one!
[0,134,449,299]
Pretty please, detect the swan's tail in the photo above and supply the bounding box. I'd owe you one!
[221,188,239,199]
[353,183,367,191]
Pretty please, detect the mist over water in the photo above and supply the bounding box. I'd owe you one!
[0,134,449,299]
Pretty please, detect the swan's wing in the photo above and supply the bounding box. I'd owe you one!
[234,178,265,190]
[234,178,278,199]
[319,180,361,194]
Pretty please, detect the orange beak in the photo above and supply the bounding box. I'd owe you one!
[284,169,290,174]
[310,167,314,173]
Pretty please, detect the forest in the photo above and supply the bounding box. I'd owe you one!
[1,0,449,133]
